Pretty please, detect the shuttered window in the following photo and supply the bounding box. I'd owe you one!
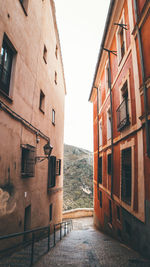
[121,148,132,205]
[21,145,35,178]
[48,156,56,188]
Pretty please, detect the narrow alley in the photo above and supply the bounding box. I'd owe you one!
[34,217,150,267]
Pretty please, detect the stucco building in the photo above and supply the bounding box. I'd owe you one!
[89,0,150,257]
[0,0,66,239]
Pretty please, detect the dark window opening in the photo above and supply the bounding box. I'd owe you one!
[43,45,47,64]
[52,109,55,125]
[107,154,111,175]
[56,159,61,175]
[55,45,58,59]
[117,206,120,221]
[98,157,102,184]
[49,204,52,221]
[120,27,125,59]
[117,81,130,131]
[121,148,132,205]
[55,71,57,84]
[0,34,16,96]
[48,156,56,188]
[24,205,31,241]
[39,90,45,113]
[99,191,102,208]
[109,200,112,224]
[21,145,35,178]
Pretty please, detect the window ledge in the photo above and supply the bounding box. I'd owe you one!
[19,1,28,16]
[39,107,45,114]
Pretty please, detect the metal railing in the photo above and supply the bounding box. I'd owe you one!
[116,98,130,131]
[0,220,72,266]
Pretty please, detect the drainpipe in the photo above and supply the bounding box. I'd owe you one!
[108,52,114,199]
[133,0,150,157]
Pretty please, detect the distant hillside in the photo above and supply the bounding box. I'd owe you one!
[63,144,93,211]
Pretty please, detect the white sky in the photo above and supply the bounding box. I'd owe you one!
[54,0,110,151]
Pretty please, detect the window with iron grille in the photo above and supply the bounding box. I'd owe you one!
[107,154,111,175]
[48,156,56,188]
[121,148,132,205]
[0,34,16,96]
[116,15,126,64]
[49,204,52,221]
[21,144,35,178]
[56,159,61,175]
[98,157,102,184]
[117,81,130,131]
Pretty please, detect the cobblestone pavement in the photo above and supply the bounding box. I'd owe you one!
[1,217,150,267]
[34,217,150,267]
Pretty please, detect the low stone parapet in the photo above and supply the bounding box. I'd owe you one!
[62,208,93,219]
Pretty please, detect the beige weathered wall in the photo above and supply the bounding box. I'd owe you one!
[0,0,65,240]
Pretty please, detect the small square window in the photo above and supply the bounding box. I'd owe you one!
[43,45,47,64]
[56,159,61,175]
[39,90,45,113]
[0,34,16,96]
[49,204,52,221]
[55,71,57,84]
[21,144,35,178]
[52,109,55,125]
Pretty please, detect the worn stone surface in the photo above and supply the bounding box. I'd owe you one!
[34,217,150,267]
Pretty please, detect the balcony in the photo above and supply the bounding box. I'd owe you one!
[116,98,130,131]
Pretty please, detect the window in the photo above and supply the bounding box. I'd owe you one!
[56,159,61,175]
[98,157,102,184]
[117,81,130,131]
[107,108,111,140]
[55,71,57,84]
[99,191,102,208]
[0,34,16,96]
[116,15,126,64]
[39,90,45,113]
[48,156,56,188]
[107,154,111,175]
[121,148,132,205]
[55,45,58,59]
[52,109,55,125]
[21,144,35,178]
[98,83,102,109]
[99,121,102,147]
[19,0,29,16]
[49,204,53,221]
[105,60,109,92]
[43,45,47,64]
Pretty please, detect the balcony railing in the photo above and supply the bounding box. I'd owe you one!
[116,98,130,131]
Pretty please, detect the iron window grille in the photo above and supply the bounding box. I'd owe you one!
[0,35,16,96]
[56,159,61,176]
[48,156,56,188]
[116,98,130,131]
[21,144,35,178]
[121,148,132,205]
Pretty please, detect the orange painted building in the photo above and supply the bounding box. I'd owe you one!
[89,0,150,258]
[0,0,66,244]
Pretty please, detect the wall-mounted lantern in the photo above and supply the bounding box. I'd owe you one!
[36,141,53,163]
